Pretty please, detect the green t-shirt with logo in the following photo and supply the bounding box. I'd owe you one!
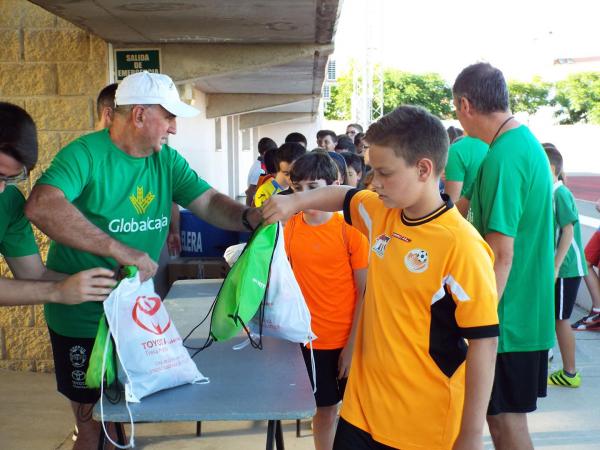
[39,129,211,337]
[445,136,488,198]
[553,181,588,278]
[0,186,38,258]
[470,125,554,353]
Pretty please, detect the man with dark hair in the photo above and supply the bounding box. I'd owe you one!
[246,137,278,206]
[453,62,554,450]
[345,123,363,139]
[285,132,308,148]
[25,72,263,449]
[0,102,115,306]
[316,129,338,151]
[95,83,118,131]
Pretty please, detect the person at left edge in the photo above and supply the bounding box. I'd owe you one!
[25,71,262,450]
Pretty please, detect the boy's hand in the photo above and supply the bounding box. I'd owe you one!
[262,194,299,225]
[52,268,116,304]
[338,345,353,379]
[452,430,483,450]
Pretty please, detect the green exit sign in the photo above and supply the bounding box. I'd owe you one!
[114,49,161,81]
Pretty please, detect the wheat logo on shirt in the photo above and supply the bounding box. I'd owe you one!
[372,234,391,258]
[129,186,155,214]
[404,249,429,273]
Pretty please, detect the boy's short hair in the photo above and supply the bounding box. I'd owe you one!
[290,152,339,185]
[316,129,338,142]
[365,105,449,175]
[340,151,364,175]
[258,137,278,156]
[543,142,563,177]
[453,63,509,114]
[335,136,356,153]
[263,148,278,174]
[285,132,307,147]
[275,142,306,170]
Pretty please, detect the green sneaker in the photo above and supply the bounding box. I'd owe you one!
[548,369,581,388]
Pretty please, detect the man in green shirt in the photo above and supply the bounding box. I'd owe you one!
[0,102,115,307]
[25,72,262,449]
[453,63,554,450]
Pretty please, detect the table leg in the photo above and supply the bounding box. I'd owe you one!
[196,421,202,437]
[266,420,276,450]
[275,420,285,449]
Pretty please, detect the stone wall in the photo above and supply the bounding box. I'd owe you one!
[0,0,109,371]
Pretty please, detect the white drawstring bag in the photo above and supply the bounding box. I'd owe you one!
[248,222,317,345]
[99,271,208,448]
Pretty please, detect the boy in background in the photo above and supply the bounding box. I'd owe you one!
[340,152,364,188]
[286,152,368,450]
[263,106,499,450]
[254,142,305,206]
[246,137,278,206]
[544,144,587,387]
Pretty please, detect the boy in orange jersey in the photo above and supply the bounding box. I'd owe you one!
[286,152,368,450]
[263,105,499,450]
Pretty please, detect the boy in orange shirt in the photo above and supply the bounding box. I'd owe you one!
[264,106,499,450]
[285,152,368,450]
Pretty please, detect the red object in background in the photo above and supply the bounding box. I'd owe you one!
[566,176,600,202]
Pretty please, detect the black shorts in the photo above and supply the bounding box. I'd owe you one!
[487,350,548,416]
[333,417,396,450]
[301,345,347,407]
[555,277,582,320]
[48,328,100,404]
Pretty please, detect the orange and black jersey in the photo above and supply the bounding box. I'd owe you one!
[341,189,499,450]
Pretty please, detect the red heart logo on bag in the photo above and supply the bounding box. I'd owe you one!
[132,296,172,335]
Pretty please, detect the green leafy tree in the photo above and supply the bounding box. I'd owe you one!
[323,71,353,120]
[508,77,551,115]
[382,70,453,118]
[553,72,600,124]
[324,68,453,120]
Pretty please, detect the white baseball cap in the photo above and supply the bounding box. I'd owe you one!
[115,71,199,118]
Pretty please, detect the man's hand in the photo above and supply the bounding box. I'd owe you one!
[338,344,353,379]
[262,194,300,224]
[111,244,158,281]
[452,430,483,450]
[167,231,182,257]
[52,268,116,304]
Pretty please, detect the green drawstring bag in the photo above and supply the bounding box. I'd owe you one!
[85,315,115,389]
[85,265,138,389]
[209,222,278,342]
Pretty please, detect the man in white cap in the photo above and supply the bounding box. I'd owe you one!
[26,71,262,449]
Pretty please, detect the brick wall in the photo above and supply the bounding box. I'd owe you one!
[0,0,109,372]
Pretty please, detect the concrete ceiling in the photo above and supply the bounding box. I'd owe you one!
[31,0,340,45]
[30,0,341,116]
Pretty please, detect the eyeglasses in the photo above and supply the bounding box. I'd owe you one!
[0,166,28,185]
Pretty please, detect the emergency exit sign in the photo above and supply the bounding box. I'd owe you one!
[114,49,161,80]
